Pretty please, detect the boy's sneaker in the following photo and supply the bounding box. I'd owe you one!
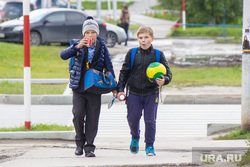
[145,146,156,156]
[130,138,139,154]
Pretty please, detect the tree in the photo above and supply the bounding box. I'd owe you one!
[157,0,242,25]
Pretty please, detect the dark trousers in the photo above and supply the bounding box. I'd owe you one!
[123,23,129,45]
[126,94,159,148]
[72,91,101,153]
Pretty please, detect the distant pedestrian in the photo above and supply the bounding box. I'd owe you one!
[243,35,250,49]
[117,25,172,156]
[60,16,117,157]
[120,5,130,46]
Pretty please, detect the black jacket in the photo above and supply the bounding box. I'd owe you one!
[117,45,172,96]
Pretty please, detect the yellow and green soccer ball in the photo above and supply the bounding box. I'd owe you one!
[146,62,166,83]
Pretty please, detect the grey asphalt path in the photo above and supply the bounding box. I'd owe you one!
[0,137,247,167]
[129,14,176,39]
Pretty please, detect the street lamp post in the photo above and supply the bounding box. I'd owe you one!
[242,0,250,131]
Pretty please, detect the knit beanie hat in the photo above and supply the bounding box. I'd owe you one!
[82,16,99,36]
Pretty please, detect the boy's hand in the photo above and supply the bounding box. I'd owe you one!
[112,90,117,97]
[156,75,165,86]
[76,38,89,48]
[117,92,126,101]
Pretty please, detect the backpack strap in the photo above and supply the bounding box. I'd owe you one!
[130,47,138,70]
[69,39,80,71]
[130,48,161,70]
[155,49,160,62]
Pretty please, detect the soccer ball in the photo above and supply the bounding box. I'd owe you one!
[146,62,166,83]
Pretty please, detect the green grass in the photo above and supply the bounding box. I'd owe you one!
[71,1,134,10]
[213,129,250,166]
[213,129,250,140]
[0,43,242,94]
[169,27,242,43]
[0,42,69,78]
[0,124,74,131]
[168,65,241,87]
[0,42,69,94]
[0,81,67,95]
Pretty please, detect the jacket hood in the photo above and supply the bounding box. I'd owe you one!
[122,9,129,13]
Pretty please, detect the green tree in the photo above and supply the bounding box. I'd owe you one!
[157,0,242,25]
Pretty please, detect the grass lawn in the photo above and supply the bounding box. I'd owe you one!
[170,26,242,40]
[168,64,241,87]
[0,42,68,78]
[0,40,242,95]
[70,1,134,10]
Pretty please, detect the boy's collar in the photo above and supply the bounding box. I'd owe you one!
[139,45,153,53]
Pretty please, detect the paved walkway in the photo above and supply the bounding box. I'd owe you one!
[0,137,248,167]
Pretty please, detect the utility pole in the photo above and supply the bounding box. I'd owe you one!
[113,0,117,21]
[97,0,101,19]
[47,0,51,8]
[67,0,70,8]
[41,0,47,8]
[241,0,250,131]
[107,0,111,21]
[182,0,186,30]
[77,0,81,10]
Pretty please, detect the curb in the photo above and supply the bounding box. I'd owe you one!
[0,131,75,140]
[0,94,241,105]
[0,123,241,140]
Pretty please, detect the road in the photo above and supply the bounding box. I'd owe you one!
[0,104,241,137]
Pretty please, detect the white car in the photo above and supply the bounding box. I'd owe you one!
[106,23,127,47]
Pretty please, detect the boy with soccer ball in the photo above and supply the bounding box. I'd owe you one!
[117,25,172,156]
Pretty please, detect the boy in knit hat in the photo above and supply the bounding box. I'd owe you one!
[60,16,117,157]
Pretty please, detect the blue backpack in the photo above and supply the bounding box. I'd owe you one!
[130,47,160,70]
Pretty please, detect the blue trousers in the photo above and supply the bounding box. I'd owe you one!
[126,94,159,148]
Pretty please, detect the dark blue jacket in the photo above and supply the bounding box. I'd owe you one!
[60,37,116,90]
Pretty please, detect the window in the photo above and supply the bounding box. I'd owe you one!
[66,12,86,22]
[46,12,65,22]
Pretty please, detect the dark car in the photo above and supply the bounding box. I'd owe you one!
[30,0,83,10]
[0,0,34,21]
[0,8,107,45]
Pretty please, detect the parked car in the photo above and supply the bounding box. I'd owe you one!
[0,8,107,45]
[30,0,83,10]
[0,0,34,21]
[106,23,126,47]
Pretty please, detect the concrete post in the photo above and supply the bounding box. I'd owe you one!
[96,0,101,19]
[241,0,250,131]
[47,0,51,8]
[182,0,186,30]
[77,0,81,10]
[113,0,117,21]
[67,0,70,8]
[41,0,47,8]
